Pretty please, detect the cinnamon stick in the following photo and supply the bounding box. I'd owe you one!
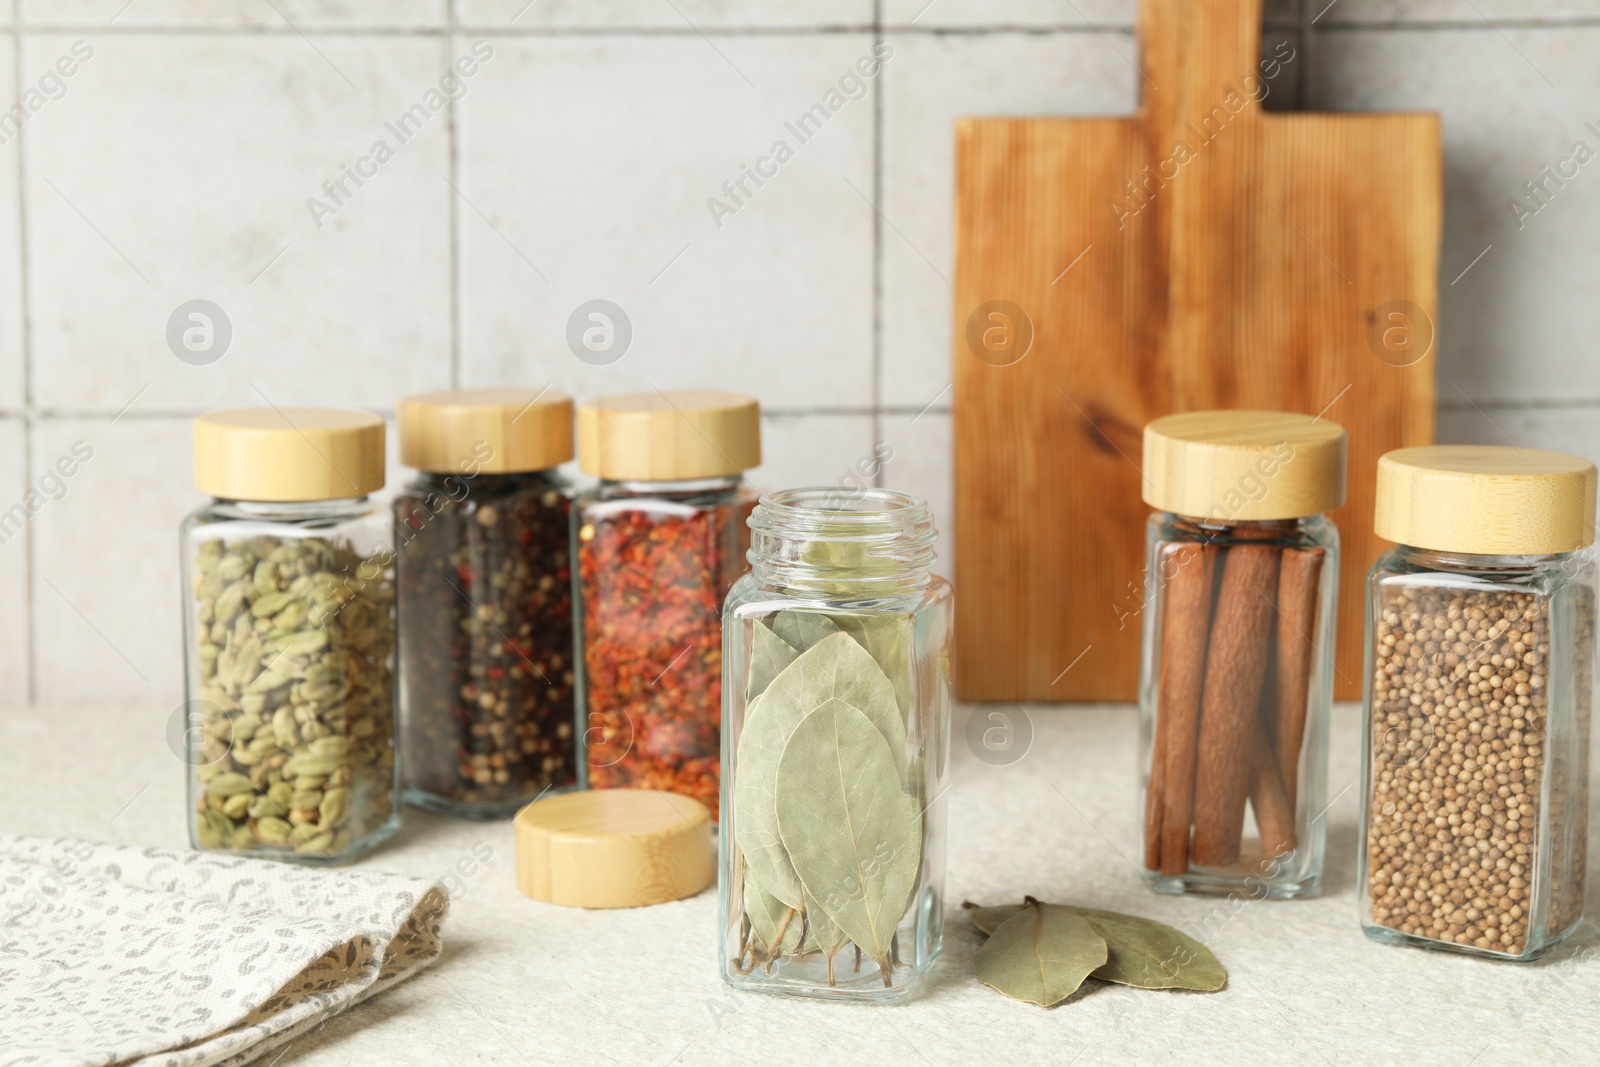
[1144,684,1167,870]
[1190,543,1280,868]
[1249,723,1297,857]
[1152,541,1217,875]
[1271,547,1325,807]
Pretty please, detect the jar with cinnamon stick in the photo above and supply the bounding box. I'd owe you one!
[1360,445,1596,961]
[1140,411,1344,898]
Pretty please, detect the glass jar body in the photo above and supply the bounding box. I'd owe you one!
[1138,512,1339,898]
[1358,544,1594,960]
[572,476,755,817]
[718,489,951,1003]
[396,470,575,819]
[180,497,400,864]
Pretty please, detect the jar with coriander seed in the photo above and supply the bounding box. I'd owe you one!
[396,389,577,819]
[573,391,760,819]
[1139,411,1344,899]
[720,488,952,1002]
[1360,445,1597,961]
[181,409,399,864]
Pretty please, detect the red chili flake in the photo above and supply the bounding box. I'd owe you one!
[577,495,752,818]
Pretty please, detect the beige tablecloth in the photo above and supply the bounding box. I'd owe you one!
[0,835,448,1067]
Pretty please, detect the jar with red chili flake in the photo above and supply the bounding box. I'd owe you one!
[572,391,761,819]
[396,389,577,820]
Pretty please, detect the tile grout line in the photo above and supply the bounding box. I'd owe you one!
[13,1,37,705]
[11,396,1600,420]
[446,9,461,389]
[1297,0,1312,108]
[870,0,884,482]
[18,19,1600,36]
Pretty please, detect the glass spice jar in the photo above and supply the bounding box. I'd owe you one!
[395,389,577,819]
[1138,411,1344,899]
[180,409,400,864]
[1360,445,1596,961]
[720,488,952,1002]
[572,391,760,818]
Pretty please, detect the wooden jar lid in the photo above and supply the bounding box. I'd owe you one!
[514,790,715,908]
[1143,409,1347,522]
[193,408,385,501]
[398,388,573,474]
[1376,445,1598,555]
[577,391,760,480]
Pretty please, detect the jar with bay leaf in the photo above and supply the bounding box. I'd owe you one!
[181,409,400,864]
[1139,411,1344,899]
[720,488,952,1002]
[1360,446,1596,961]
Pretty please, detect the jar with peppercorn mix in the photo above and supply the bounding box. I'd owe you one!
[395,389,577,819]
[1360,445,1596,961]
[720,488,952,1001]
[1139,411,1344,899]
[572,391,760,818]
[181,409,400,864]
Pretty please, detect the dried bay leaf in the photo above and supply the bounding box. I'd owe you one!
[962,899,1228,993]
[829,612,914,720]
[962,900,1027,937]
[770,611,840,652]
[775,699,922,981]
[1074,907,1227,991]
[974,901,1107,1007]
[744,874,801,957]
[748,623,800,700]
[734,632,908,908]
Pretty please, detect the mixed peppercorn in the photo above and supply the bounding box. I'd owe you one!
[397,473,575,815]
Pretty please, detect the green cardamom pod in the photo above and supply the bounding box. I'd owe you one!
[206,772,254,798]
[255,816,293,844]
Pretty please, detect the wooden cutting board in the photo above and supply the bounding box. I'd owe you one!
[952,0,1439,702]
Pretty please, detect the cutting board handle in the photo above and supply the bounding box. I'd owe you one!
[1139,0,1268,130]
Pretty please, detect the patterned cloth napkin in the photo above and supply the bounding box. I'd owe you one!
[0,835,449,1067]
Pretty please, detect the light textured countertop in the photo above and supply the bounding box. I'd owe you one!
[2,703,1595,1067]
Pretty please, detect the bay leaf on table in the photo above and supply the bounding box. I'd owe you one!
[962,900,1228,992]
[775,698,922,978]
[1074,907,1227,991]
[962,900,1027,937]
[748,622,800,700]
[770,611,840,653]
[734,632,908,908]
[974,902,1108,1008]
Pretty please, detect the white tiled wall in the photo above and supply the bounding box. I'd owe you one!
[1,1,1597,708]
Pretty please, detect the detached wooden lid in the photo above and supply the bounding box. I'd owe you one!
[577,390,760,480]
[193,408,385,501]
[1143,409,1346,522]
[1376,445,1597,555]
[514,789,715,909]
[398,388,573,474]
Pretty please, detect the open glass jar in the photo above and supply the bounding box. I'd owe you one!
[395,389,576,819]
[181,409,399,864]
[572,391,760,818]
[1360,445,1597,960]
[720,488,952,1002]
[1138,411,1345,899]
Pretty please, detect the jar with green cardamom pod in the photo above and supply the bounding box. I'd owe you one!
[720,488,952,1002]
[180,408,401,864]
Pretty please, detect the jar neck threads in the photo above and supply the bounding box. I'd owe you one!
[748,488,937,596]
